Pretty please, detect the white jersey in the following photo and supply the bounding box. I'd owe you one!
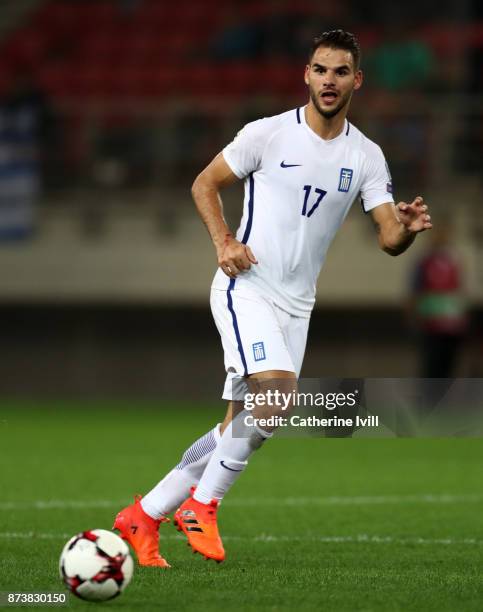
[212,106,394,317]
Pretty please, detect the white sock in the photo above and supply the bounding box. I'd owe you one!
[141,423,221,519]
[194,411,271,504]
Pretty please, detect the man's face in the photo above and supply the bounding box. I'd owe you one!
[304,46,362,119]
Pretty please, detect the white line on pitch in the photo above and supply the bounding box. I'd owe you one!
[0,493,482,511]
[228,493,483,506]
[0,531,481,546]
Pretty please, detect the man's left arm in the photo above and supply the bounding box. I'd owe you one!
[370,197,433,256]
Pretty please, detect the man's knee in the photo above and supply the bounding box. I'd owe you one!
[247,370,298,420]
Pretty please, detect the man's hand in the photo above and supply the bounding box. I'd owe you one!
[217,234,258,278]
[396,196,432,234]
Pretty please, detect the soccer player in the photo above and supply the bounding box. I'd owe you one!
[113,30,432,567]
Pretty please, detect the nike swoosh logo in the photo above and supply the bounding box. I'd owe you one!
[220,460,243,472]
[280,161,302,168]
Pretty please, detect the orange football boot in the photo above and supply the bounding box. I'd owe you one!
[113,495,170,568]
[173,490,225,563]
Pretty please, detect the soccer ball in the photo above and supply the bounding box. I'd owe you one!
[59,529,133,601]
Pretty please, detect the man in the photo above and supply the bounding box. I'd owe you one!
[113,30,432,567]
[408,222,467,378]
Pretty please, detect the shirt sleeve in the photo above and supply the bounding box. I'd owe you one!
[360,144,394,213]
[222,119,270,179]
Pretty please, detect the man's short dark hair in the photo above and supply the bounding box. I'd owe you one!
[309,30,361,70]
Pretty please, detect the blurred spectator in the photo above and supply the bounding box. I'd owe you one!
[0,70,56,240]
[452,23,483,176]
[260,0,351,60]
[362,26,437,193]
[93,117,156,188]
[408,222,469,378]
[119,0,142,15]
[258,0,306,60]
[365,25,436,92]
[211,6,264,61]
[211,0,351,63]
[349,0,460,26]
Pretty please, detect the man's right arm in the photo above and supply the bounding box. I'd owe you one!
[191,152,258,279]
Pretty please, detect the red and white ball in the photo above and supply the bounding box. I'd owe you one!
[59,529,133,601]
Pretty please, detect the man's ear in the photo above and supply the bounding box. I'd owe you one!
[304,64,310,86]
[354,69,363,91]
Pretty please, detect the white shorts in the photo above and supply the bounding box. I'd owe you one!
[210,284,310,400]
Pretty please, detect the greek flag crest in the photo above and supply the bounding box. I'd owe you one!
[338,168,353,193]
[252,342,266,362]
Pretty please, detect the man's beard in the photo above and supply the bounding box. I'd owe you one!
[309,85,351,119]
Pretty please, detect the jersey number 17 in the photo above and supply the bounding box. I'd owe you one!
[302,185,327,218]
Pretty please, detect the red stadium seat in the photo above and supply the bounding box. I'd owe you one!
[2,27,48,68]
[216,63,259,97]
[128,67,178,98]
[37,62,73,98]
[259,63,304,96]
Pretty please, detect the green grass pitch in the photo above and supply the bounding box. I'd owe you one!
[1,401,482,611]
